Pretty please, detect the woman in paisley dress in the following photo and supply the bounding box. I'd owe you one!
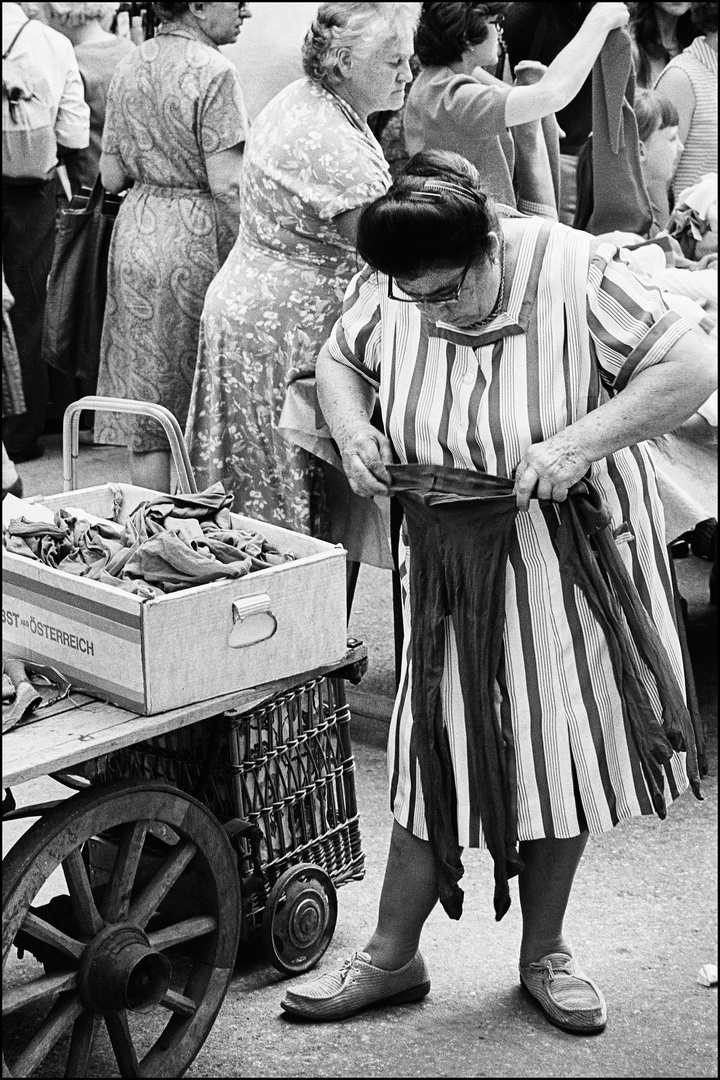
[185,1,415,541]
[97,1,251,491]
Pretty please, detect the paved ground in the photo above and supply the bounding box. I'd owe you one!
[3,434,717,1078]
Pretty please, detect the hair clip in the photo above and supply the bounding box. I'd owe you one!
[402,179,486,205]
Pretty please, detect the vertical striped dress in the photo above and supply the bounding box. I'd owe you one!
[327,216,696,848]
[655,36,718,200]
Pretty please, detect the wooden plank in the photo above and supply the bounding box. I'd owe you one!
[2,646,366,788]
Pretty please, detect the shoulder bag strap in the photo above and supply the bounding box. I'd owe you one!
[3,19,30,61]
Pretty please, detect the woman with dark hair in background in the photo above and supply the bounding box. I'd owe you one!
[628,2,696,88]
[655,1,717,201]
[96,1,250,491]
[405,2,629,218]
[279,149,716,1032]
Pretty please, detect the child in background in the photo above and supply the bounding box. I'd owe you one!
[574,88,683,237]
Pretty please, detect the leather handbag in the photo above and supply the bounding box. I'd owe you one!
[42,175,123,380]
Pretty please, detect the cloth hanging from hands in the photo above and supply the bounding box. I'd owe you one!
[587,28,653,236]
[389,464,704,922]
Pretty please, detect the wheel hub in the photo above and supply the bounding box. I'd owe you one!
[78,922,171,1014]
[288,895,324,947]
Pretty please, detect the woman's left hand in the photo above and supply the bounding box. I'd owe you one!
[514,433,592,510]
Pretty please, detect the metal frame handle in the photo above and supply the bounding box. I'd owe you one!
[62,397,198,494]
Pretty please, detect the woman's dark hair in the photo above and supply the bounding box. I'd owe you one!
[690,1,718,34]
[153,2,190,22]
[628,3,697,87]
[414,1,508,67]
[357,150,500,280]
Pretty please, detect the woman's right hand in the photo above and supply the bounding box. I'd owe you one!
[586,2,630,35]
[340,425,393,498]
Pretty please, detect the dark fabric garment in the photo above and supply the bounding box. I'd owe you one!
[501,2,595,155]
[388,463,703,923]
[1,177,58,456]
[587,28,653,237]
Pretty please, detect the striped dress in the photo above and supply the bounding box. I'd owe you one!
[327,216,696,847]
[655,36,718,199]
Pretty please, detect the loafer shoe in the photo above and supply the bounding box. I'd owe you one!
[281,950,430,1022]
[519,952,607,1034]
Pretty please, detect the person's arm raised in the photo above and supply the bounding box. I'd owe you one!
[504,3,630,128]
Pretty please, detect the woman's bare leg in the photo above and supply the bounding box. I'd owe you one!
[518,833,588,966]
[363,819,439,970]
[130,449,171,492]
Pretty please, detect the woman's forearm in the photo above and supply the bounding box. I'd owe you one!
[505,5,628,127]
[515,326,717,508]
[564,332,717,462]
[316,342,377,450]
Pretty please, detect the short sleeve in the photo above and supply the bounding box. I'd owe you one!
[326,265,383,386]
[54,38,90,149]
[586,243,695,391]
[442,72,512,136]
[199,64,249,157]
[101,64,123,155]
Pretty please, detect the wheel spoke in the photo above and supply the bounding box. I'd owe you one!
[62,849,104,936]
[4,971,78,1015]
[21,912,85,961]
[160,988,197,1017]
[147,915,217,952]
[12,992,84,1077]
[102,820,150,923]
[105,1010,140,1077]
[127,840,198,929]
[65,1010,101,1078]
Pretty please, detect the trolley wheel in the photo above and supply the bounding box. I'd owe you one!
[261,864,337,976]
[2,779,241,1078]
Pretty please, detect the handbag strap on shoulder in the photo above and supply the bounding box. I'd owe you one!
[3,19,30,61]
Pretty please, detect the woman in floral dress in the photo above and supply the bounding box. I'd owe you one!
[185,1,415,537]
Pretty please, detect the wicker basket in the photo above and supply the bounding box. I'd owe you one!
[89,676,365,937]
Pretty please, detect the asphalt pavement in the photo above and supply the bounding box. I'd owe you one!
[2,433,717,1078]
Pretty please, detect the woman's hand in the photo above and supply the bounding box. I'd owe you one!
[585,2,630,35]
[514,60,547,87]
[514,433,592,511]
[340,425,393,498]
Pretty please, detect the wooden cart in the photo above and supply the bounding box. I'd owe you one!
[2,402,367,1078]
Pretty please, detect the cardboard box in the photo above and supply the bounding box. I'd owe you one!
[2,484,347,715]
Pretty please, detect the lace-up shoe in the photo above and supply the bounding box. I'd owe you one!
[520,952,607,1034]
[281,950,430,1021]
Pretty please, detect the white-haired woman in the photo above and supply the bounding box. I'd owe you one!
[42,3,134,195]
[185,2,414,551]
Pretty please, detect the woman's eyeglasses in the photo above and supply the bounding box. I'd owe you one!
[388,255,475,305]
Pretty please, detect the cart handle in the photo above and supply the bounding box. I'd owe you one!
[63,397,198,494]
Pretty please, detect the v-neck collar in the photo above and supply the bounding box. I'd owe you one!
[430,218,554,347]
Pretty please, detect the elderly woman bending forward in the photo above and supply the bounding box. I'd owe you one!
[185,2,414,539]
[279,152,717,1033]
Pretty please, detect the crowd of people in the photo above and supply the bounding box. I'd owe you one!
[2,0,718,1039]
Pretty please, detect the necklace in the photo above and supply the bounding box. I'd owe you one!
[466,235,506,329]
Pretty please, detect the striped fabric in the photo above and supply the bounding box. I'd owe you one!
[655,36,718,199]
[327,217,696,847]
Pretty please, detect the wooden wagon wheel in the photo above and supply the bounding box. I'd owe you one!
[2,779,240,1078]
[261,864,337,976]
